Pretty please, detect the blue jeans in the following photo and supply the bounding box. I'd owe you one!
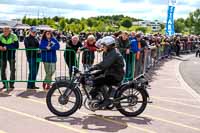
[27,58,40,88]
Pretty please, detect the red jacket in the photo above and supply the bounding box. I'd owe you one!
[84,40,97,52]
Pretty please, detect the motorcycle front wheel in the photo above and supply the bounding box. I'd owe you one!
[46,83,82,117]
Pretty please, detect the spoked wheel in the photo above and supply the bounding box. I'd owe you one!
[46,83,82,116]
[115,86,147,117]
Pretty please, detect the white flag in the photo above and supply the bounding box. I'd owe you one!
[169,0,177,7]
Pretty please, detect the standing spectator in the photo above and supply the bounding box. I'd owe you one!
[95,32,102,41]
[129,31,136,41]
[155,36,161,60]
[24,26,40,89]
[150,36,158,65]
[130,33,142,78]
[82,35,97,71]
[64,36,82,79]
[144,36,152,70]
[19,29,24,42]
[116,31,130,56]
[175,36,181,56]
[140,35,147,72]
[164,37,171,58]
[113,31,122,39]
[116,31,131,80]
[0,26,19,89]
[39,31,60,90]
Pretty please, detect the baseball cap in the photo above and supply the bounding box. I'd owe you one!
[30,26,37,32]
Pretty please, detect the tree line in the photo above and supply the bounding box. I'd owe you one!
[175,8,200,35]
[22,9,200,35]
[22,15,143,33]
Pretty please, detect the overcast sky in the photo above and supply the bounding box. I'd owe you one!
[0,0,199,21]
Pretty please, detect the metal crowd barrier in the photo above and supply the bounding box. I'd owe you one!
[0,49,78,88]
[0,43,197,89]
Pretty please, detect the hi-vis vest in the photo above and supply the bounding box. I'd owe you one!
[0,33,18,45]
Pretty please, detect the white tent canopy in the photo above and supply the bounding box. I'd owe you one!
[13,24,31,29]
[0,23,11,29]
[36,25,55,31]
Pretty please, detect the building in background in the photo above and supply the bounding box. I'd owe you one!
[132,20,162,32]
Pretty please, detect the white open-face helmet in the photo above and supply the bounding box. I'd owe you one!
[95,39,103,48]
[100,36,116,46]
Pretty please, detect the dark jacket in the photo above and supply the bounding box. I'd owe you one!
[116,36,130,54]
[92,48,125,82]
[141,39,147,48]
[65,40,82,52]
[39,38,60,63]
[0,33,19,60]
[64,40,82,63]
[24,35,40,59]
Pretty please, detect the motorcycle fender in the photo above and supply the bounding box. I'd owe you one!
[114,84,127,98]
[75,87,83,109]
[140,88,150,98]
[115,83,149,98]
[52,81,83,109]
[127,82,150,98]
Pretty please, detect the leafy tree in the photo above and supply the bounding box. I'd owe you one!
[59,19,66,31]
[136,27,147,34]
[38,19,43,25]
[87,18,94,27]
[185,17,191,27]
[96,21,106,32]
[52,16,60,22]
[43,17,47,25]
[22,16,26,24]
[160,23,165,30]
[21,15,144,32]
[68,18,80,24]
[65,18,69,24]
[121,18,132,28]
[174,18,185,33]
[26,18,32,26]
[31,19,38,26]
[47,19,56,28]
[187,9,200,34]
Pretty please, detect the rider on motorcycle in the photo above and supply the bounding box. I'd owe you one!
[88,36,125,107]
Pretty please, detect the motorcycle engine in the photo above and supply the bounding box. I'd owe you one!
[85,92,104,111]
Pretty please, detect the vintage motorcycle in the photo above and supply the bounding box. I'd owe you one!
[46,66,151,117]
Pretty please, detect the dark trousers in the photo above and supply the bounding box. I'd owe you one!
[90,74,120,99]
[1,59,16,87]
[82,51,95,71]
[134,52,144,78]
[27,58,40,88]
[93,75,119,87]
[176,45,180,56]
[196,49,200,57]
[64,52,77,78]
